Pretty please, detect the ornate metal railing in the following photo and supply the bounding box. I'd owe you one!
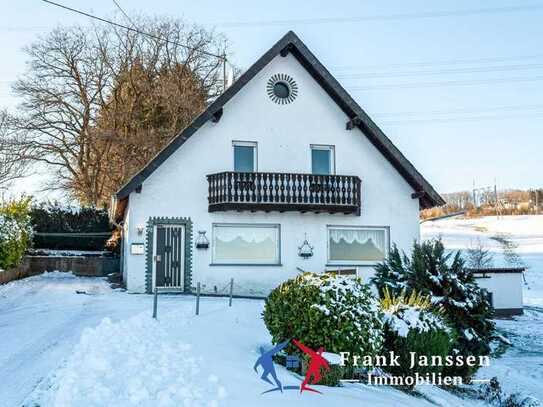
[207,171,361,215]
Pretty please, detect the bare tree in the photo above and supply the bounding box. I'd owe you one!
[0,110,28,190]
[12,17,229,206]
[465,238,494,269]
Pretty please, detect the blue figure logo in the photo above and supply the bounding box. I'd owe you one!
[253,339,328,395]
[253,339,290,393]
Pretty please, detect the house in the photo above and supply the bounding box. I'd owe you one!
[110,31,444,295]
[470,267,525,316]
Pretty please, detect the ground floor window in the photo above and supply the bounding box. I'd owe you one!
[212,223,280,265]
[327,225,389,265]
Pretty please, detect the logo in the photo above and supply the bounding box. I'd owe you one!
[253,339,330,395]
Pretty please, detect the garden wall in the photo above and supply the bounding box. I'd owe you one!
[0,255,119,285]
[0,261,35,285]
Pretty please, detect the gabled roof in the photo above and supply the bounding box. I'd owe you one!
[114,31,444,215]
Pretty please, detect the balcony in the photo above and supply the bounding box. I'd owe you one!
[207,171,361,215]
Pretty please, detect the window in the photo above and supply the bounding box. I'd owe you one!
[327,226,389,265]
[266,74,298,104]
[233,141,257,172]
[311,145,335,175]
[273,82,290,99]
[212,224,280,265]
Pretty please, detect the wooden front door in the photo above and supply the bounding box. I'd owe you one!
[154,225,185,289]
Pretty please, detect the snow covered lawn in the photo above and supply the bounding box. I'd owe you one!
[3,273,482,407]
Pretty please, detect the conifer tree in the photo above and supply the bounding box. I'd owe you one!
[372,239,494,378]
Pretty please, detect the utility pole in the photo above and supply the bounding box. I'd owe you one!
[472,179,477,208]
[222,53,227,92]
[494,179,499,219]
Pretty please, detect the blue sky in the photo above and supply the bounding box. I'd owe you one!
[2,0,542,197]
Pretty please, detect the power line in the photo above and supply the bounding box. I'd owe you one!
[331,53,543,72]
[378,112,543,125]
[372,104,543,118]
[0,26,49,31]
[336,63,543,80]
[212,3,543,27]
[40,0,226,61]
[111,0,137,29]
[347,75,543,91]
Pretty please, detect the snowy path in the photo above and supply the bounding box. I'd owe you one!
[477,305,543,400]
[0,273,150,407]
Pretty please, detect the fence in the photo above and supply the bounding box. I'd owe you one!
[152,278,266,319]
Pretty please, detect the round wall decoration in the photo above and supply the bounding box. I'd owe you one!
[266,73,298,104]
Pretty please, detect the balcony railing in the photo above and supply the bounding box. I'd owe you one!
[207,171,361,215]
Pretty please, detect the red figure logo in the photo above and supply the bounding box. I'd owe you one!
[293,339,330,394]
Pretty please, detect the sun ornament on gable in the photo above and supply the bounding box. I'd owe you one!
[266,73,298,105]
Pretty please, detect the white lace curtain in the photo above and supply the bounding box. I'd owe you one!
[329,228,386,252]
[214,225,277,244]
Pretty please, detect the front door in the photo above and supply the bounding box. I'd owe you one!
[154,225,185,290]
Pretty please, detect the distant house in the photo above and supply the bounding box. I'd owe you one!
[471,267,524,316]
[110,31,444,295]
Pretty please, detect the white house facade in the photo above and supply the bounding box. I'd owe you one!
[111,31,444,296]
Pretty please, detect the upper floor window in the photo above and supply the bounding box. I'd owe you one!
[233,141,257,172]
[311,145,335,175]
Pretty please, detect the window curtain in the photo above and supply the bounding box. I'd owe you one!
[329,228,386,262]
[213,225,279,264]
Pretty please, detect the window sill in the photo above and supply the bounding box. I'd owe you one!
[210,263,283,267]
[325,263,381,267]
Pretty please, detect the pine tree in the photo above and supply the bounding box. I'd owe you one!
[372,239,495,378]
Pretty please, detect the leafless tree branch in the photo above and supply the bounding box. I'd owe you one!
[11,16,232,206]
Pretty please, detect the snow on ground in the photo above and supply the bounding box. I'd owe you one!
[33,312,226,407]
[0,272,150,407]
[422,215,543,401]
[2,273,483,407]
[26,249,112,257]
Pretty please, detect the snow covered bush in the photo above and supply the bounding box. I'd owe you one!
[380,288,454,386]
[263,272,384,366]
[0,197,33,269]
[371,239,494,379]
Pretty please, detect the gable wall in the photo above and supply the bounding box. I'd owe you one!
[123,53,421,293]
